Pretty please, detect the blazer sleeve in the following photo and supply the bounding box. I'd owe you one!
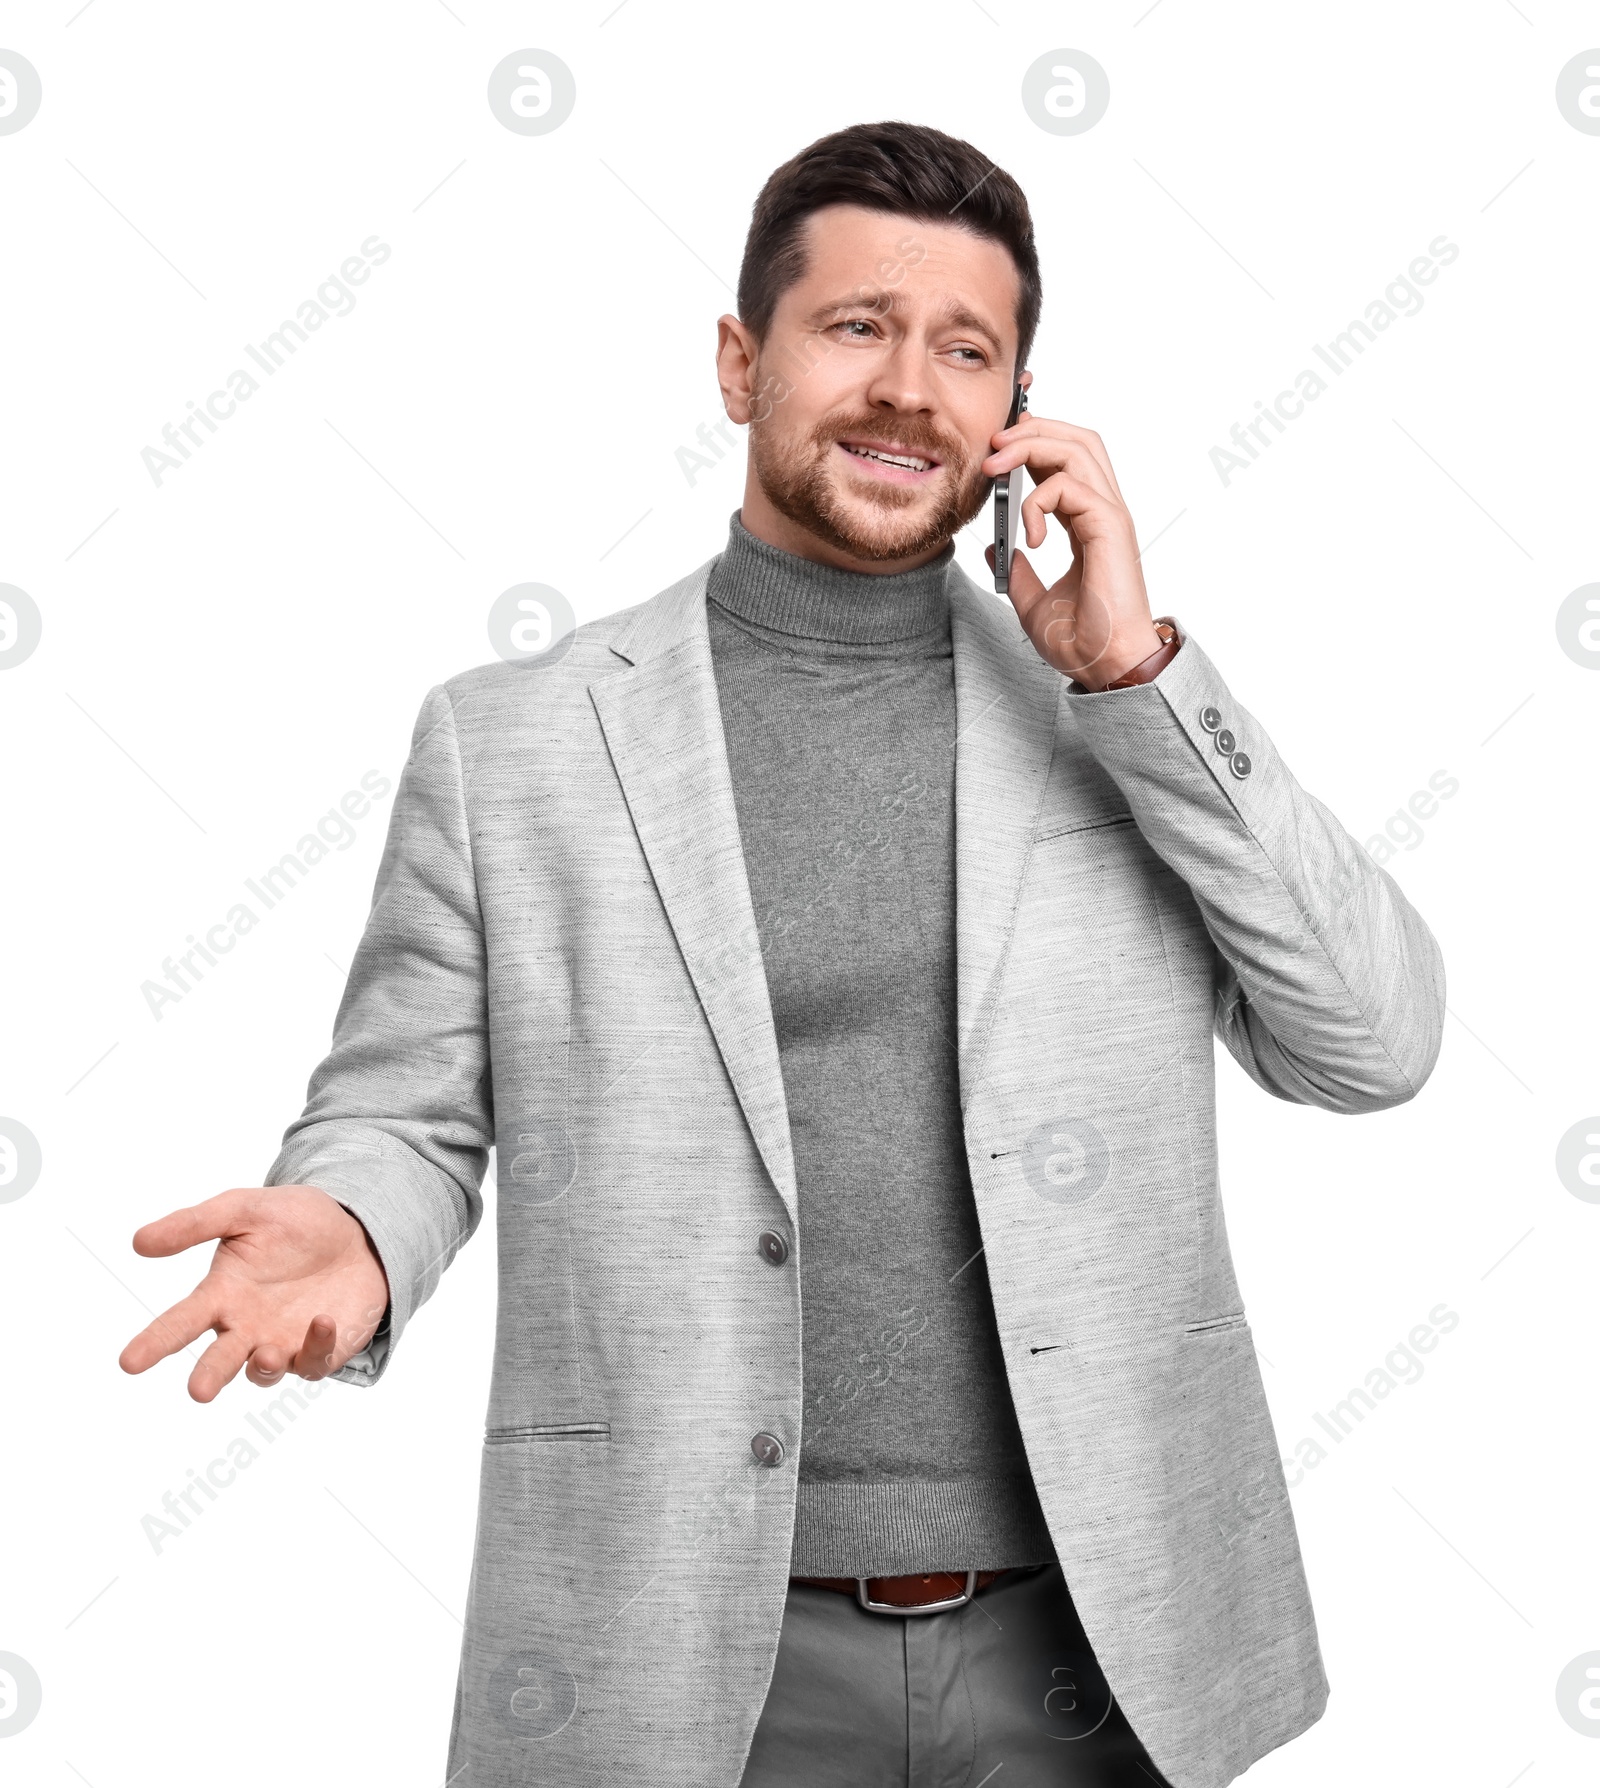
[263,684,492,1386]
[1062,617,1445,1114]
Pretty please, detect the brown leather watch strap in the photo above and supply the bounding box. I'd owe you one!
[1095,617,1180,691]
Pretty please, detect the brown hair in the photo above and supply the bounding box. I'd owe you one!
[736,121,1042,377]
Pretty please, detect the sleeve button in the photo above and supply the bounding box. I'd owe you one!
[1215,728,1236,755]
[1229,752,1252,778]
[1199,706,1222,732]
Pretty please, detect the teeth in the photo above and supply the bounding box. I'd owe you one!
[845,444,932,472]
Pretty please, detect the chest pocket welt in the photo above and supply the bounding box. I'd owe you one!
[486,1422,611,1445]
[1183,1312,1247,1336]
[1032,809,1136,845]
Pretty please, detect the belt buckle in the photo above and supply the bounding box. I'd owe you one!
[855,1569,978,1616]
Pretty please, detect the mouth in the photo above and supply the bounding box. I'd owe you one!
[835,437,943,484]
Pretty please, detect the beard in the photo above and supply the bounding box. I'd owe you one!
[748,395,994,563]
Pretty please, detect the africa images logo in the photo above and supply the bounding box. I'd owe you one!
[139,236,392,487]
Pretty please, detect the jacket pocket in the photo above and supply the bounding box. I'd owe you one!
[485,1421,611,1445]
[1183,1312,1248,1335]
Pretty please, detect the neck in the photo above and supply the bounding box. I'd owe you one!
[708,510,954,647]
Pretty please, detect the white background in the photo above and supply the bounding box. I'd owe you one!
[1,2,1595,1783]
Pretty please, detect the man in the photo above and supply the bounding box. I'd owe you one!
[120,122,1445,1786]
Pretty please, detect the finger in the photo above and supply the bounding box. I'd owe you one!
[132,1188,256,1258]
[1021,468,1118,549]
[187,1328,255,1403]
[290,1314,341,1381]
[988,437,1118,508]
[1000,421,1126,507]
[244,1340,292,1387]
[119,1288,221,1375]
[244,1313,343,1387]
[994,419,1125,503]
[1069,426,1125,503]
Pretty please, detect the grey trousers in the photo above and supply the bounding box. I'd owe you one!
[738,1565,1174,1787]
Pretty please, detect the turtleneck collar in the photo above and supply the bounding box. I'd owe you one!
[706,510,955,648]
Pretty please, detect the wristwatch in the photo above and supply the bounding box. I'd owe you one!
[1096,617,1180,691]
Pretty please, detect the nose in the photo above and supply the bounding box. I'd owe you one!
[861,336,936,417]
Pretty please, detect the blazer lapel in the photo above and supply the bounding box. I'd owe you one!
[588,561,798,1227]
[949,571,1063,1113]
[586,557,1058,1204]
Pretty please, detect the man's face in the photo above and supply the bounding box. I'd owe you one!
[727,204,1023,566]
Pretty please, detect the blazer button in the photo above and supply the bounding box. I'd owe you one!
[751,1432,785,1467]
[758,1230,789,1266]
[1215,728,1236,755]
[1229,751,1252,778]
[1199,706,1222,732]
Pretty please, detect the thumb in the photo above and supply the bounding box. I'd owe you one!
[132,1189,252,1258]
[997,545,1055,636]
[985,540,1048,599]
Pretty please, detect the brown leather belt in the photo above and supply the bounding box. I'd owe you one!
[790,1568,1007,1615]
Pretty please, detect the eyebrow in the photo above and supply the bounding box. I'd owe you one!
[799,290,1006,356]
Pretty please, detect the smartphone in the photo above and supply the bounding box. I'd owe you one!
[992,380,1028,594]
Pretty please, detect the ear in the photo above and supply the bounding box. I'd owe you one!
[1018,368,1034,394]
[716,314,762,426]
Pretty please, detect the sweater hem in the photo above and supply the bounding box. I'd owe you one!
[789,1475,1060,1576]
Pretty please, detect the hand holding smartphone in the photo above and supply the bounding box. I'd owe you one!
[992,379,1028,595]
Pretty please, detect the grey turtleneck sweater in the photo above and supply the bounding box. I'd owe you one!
[705,510,1058,1578]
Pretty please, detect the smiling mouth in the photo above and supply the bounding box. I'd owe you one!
[837,440,941,476]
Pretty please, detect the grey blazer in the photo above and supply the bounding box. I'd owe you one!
[267,553,1445,1788]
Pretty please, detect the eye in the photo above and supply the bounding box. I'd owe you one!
[948,345,987,365]
[831,318,877,339]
